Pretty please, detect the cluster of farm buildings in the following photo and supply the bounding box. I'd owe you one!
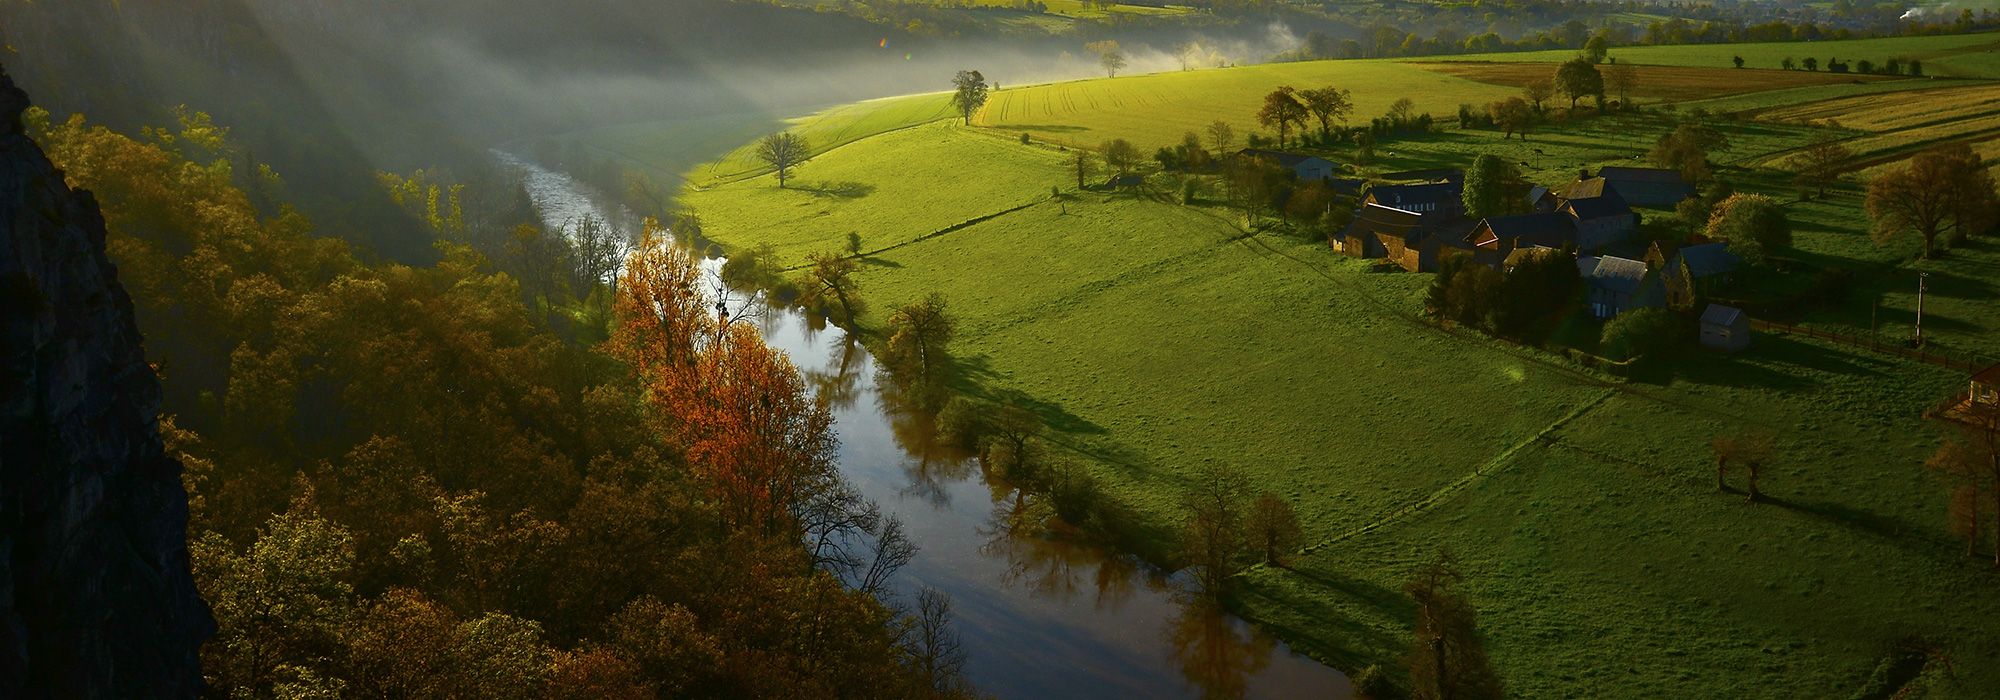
[1246,150,1752,350]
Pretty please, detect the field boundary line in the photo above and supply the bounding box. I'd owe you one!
[1280,388,1618,561]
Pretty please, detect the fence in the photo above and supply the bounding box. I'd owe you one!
[1749,319,2000,374]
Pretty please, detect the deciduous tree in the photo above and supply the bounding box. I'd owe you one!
[1462,154,1520,220]
[1102,138,1142,175]
[950,70,989,126]
[1403,551,1503,700]
[1087,40,1126,77]
[1244,492,1303,566]
[1205,120,1236,154]
[1603,62,1638,107]
[1300,86,1354,139]
[1554,58,1603,109]
[1867,143,2000,259]
[798,252,863,328]
[1522,79,1554,113]
[1257,87,1308,149]
[1705,193,1791,266]
[1650,121,1729,184]
[1789,134,1853,197]
[1182,462,1249,597]
[756,132,811,188]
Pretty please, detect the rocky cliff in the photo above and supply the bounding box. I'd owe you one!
[0,66,211,697]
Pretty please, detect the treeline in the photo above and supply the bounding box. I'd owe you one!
[28,102,973,697]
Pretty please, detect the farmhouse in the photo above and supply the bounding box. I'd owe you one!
[1578,255,1660,319]
[1556,186,1637,251]
[1237,149,1339,181]
[1595,166,1697,208]
[1700,304,1751,352]
[1365,181,1465,218]
[1337,203,1474,272]
[1466,212,1575,268]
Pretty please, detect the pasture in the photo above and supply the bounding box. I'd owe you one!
[654,46,2000,696]
[678,125,2000,698]
[974,59,1523,150]
[1451,31,2000,77]
[1421,61,1898,100]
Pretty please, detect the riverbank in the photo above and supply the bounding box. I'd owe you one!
[504,154,1352,698]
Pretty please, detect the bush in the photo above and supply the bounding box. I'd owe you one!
[934,395,986,451]
[1047,459,1100,528]
[1600,307,1685,361]
[1352,664,1393,699]
[1019,132,1031,144]
[1705,193,1790,267]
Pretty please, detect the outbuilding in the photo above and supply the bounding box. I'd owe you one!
[1699,304,1750,352]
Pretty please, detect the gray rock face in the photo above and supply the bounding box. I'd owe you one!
[0,65,211,698]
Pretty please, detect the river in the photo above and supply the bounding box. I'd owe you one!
[498,152,1353,700]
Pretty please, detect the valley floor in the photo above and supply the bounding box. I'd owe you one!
[652,46,2000,696]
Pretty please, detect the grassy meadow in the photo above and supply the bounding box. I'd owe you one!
[642,36,2000,696]
[1449,31,2000,77]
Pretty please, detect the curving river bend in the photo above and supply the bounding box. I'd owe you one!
[500,152,1352,699]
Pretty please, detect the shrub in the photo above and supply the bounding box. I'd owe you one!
[934,395,986,450]
[1352,664,1393,699]
[1600,307,1685,361]
[1019,132,1031,144]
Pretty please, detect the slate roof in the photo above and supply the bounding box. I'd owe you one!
[1701,304,1745,327]
[1563,187,1634,220]
[1596,166,1697,206]
[1675,243,1741,278]
[1369,181,1462,211]
[1381,168,1465,183]
[1583,255,1650,295]
[1328,178,1366,197]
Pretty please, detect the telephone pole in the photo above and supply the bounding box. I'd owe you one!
[1915,272,1929,348]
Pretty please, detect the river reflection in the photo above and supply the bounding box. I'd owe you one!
[506,151,1350,700]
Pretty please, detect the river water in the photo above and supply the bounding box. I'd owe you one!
[499,152,1352,700]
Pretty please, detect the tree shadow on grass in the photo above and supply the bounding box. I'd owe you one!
[1672,332,1895,391]
[1761,495,1960,553]
[858,255,903,269]
[1002,123,1091,134]
[799,180,875,199]
[1235,567,1411,672]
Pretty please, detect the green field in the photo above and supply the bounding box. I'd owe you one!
[1448,31,2000,77]
[635,42,2000,696]
[976,60,1522,150]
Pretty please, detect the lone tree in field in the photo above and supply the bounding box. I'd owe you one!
[1205,120,1236,154]
[1554,58,1604,109]
[1926,413,2000,564]
[1867,143,2000,259]
[1803,57,1819,71]
[1300,86,1354,139]
[1522,78,1554,113]
[1404,551,1504,700]
[1244,492,1303,567]
[1087,40,1126,78]
[1463,154,1521,220]
[950,70,990,126]
[1712,432,1774,501]
[1733,55,1746,69]
[1181,461,1248,598]
[1487,97,1534,140]
[1650,121,1729,184]
[1789,134,1853,197]
[1257,86,1308,149]
[1070,147,1098,190]
[1706,193,1791,266]
[756,132,811,188]
[798,251,862,327]
[1603,62,1638,107]
[884,292,956,406]
[1102,138,1142,176]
